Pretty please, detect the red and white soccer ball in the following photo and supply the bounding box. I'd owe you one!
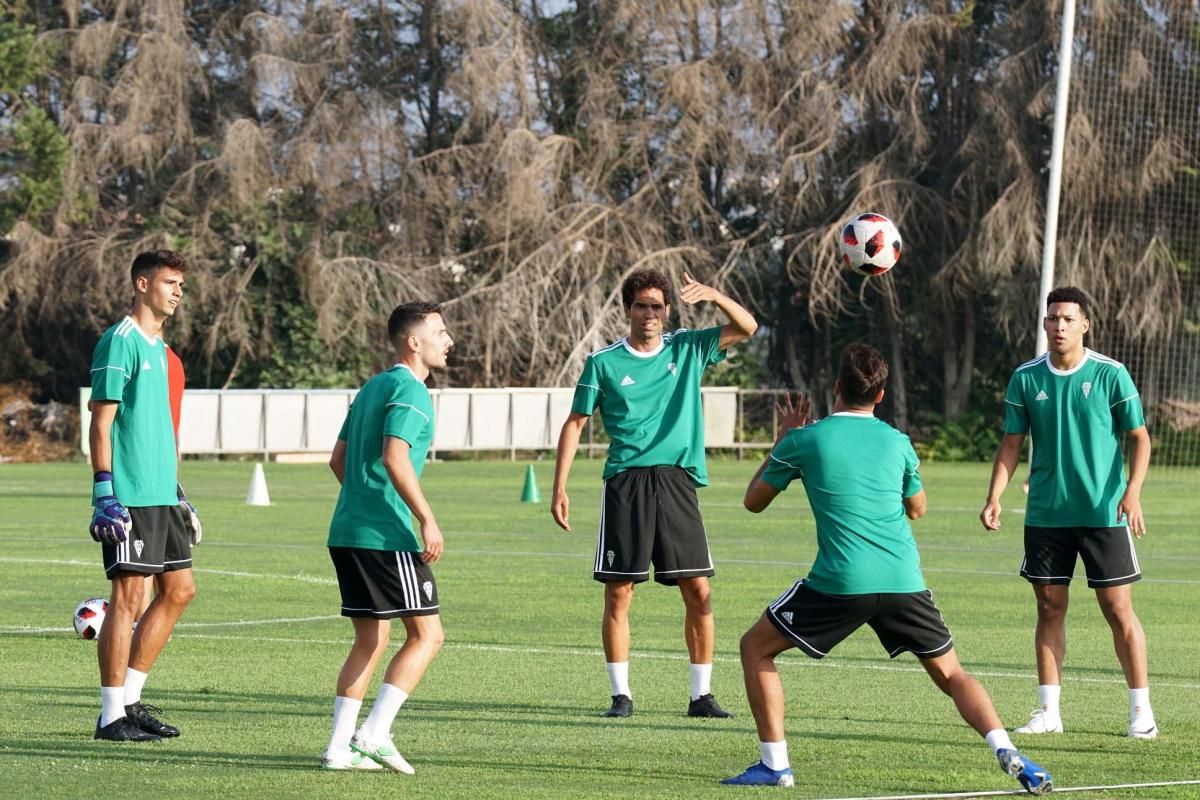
[838,212,902,277]
[73,597,108,640]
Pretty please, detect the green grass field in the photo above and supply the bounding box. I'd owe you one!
[1,459,1197,799]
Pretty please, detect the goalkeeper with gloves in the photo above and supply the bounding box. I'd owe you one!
[88,250,201,742]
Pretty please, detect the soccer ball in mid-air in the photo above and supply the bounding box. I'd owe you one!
[73,597,108,640]
[838,212,902,276]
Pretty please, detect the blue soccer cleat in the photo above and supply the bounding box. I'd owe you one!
[997,748,1052,795]
[720,761,795,787]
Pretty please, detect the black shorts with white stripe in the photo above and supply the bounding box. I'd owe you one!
[1021,524,1142,588]
[329,547,439,618]
[103,505,193,578]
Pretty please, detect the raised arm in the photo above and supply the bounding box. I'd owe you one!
[678,272,757,350]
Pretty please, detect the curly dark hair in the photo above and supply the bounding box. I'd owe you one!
[1046,286,1092,319]
[621,269,673,309]
[130,249,188,286]
[837,343,889,407]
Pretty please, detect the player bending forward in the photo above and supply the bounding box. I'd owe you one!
[722,344,1051,795]
[320,303,452,772]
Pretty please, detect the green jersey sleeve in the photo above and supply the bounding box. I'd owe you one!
[688,326,727,367]
[1110,366,1145,431]
[570,356,602,416]
[384,383,432,446]
[90,332,134,402]
[1002,372,1030,434]
[901,438,923,499]
[761,431,804,492]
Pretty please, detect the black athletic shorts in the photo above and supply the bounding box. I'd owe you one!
[593,466,714,586]
[329,547,440,618]
[102,505,193,578]
[766,580,954,660]
[1020,525,1142,588]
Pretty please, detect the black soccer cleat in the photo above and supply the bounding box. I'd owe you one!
[687,693,732,718]
[602,694,633,718]
[94,715,162,742]
[125,702,180,737]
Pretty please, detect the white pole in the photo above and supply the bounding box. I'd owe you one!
[1035,0,1078,356]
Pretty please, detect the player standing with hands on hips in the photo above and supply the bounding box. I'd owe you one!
[552,270,757,718]
[88,249,202,742]
[321,303,453,772]
[981,287,1157,739]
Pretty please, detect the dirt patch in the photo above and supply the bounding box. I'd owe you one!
[0,382,80,463]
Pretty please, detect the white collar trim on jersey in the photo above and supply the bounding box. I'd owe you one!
[620,336,665,358]
[831,411,875,418]
[1046,349,1091,377]
[124,315,162,345]
[391,363,419,379]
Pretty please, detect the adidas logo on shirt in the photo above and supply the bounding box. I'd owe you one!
[142,359,152,371]
[1034,390,1049,401]
[620,375,635,386]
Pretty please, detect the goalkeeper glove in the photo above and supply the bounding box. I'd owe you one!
[177,483,202,545]
[90,471,131,545]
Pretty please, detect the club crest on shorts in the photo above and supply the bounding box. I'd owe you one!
[134,539,144,557]
[606,550,615,567]
[1082,381,1092,398]
[781,611,793,625]
[422,580,433,600]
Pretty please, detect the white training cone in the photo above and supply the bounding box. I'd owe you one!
[246,463,271,506]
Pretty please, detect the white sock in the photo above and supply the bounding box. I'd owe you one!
[100,686,126,727]
[985,728,1015,753]
[607,662,631,698]
[1038,684,1061,718]
[359,683,408,741]
[124,668,149,706]
[1130,687,1153,720]
[760,740,789,771]
[327,696,362,755]
[689,662,712,701]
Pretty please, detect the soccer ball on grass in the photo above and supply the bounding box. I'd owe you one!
[73,597,108,640]
[838,212,902,276]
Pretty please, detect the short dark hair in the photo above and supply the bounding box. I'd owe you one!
[837,343,889,406]
[621,269,673,309]
[388,302,442,348]
[131,249,187,286]
[1046,286,1091,319]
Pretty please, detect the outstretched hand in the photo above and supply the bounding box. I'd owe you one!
[679,272,720,305]
[776,393,813,439]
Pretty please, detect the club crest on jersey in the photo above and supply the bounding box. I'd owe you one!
[606,550,615,567]
[781,611,793,625]
[667,362,677,375]
[1082,381,1092,398]
[134,540,144,557]
[422,580,433,600]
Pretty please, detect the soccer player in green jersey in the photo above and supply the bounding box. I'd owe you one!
[723,344,1051,795]
[552,269,757,718]
[321,303,452,772]
[88,250,202,742]
[981,287,1156,739]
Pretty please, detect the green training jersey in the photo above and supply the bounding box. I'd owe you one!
[328,364,435,551]
[570,327,726,486]
[1003,349,1145,527]
[762,413,926,595]
[90,317,178,507]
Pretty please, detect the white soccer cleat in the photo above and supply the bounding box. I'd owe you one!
[350,733,415,774]
[321,748,383,770]
[1014,709,1063,734]
[1129,717,1159,739]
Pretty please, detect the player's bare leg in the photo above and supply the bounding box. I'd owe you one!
[602,580,634,661]
[1032,583,1068,684]
[738,614,792,742]
[1095,584,1157,737]
[337,618,391,699]
[129,568,196,673]
[678,576,714,663]
[920,649,1004,735]
[100,572,146,686]
[382,614,445,692]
